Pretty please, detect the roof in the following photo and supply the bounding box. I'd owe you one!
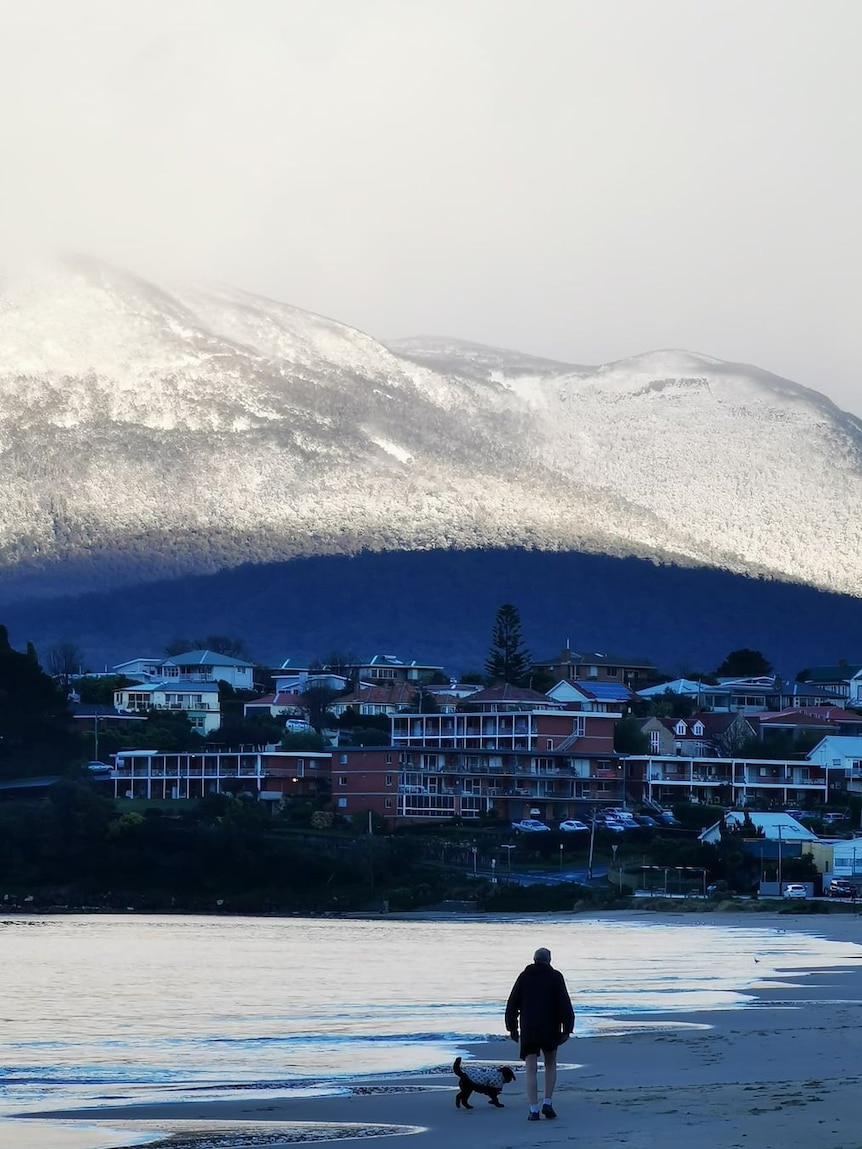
[118,680,220,694]
[567,679,634,702]
[469,684,560,705]
[335,681,417,706]
[535,647,656,669]
[662,712,741,736]
[700,812,819,843]
[807,735,862,760]
[162,650,254,669]
[757,708,844,728]
[637,678,705,698]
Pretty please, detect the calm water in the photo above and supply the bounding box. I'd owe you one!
[2,913,860,1119]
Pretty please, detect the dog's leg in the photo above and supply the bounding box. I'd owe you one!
[489,1092,504,1107]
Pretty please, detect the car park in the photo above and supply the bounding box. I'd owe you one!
[827,879,857,898]
[511,818,551,833]
[782,883,808,899]
[559,819,589,833]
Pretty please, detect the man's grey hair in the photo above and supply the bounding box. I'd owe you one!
[533,947,552,964]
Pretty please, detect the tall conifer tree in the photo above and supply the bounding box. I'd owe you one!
[484,603,532,686]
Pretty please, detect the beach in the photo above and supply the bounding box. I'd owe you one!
[8,910,862,1149]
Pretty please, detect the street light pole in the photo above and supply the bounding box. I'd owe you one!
[472,845,478,876]
[559,842,564,871]
[587,805,597,880]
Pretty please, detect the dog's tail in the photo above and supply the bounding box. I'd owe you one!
[452,1056,464,1077]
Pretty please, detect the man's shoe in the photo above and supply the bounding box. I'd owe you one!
[527,1111,541,1121]
[541,1103,557,1119]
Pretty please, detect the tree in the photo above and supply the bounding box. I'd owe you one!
[45,642,86,685]
[484,604,532,686]
[165,635,252,659]
[0,627,83,778]
[613,717,649,754]
[714,649,773,678]
[298,684,341,731]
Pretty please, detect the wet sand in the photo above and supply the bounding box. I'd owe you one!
[8,911,862,1149]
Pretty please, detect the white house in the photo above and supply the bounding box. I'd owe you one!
[113,680,222,734]
[699,811,818,845]
[806,735,862,793]
[114,650,255,690]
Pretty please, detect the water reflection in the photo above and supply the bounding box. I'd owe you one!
[1,914,859,1115]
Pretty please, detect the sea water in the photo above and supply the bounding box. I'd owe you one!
[1,912,859,1118]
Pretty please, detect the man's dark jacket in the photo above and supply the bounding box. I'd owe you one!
[505,962,575,1048]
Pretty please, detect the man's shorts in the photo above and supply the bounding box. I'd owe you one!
[520,1040,559,1059]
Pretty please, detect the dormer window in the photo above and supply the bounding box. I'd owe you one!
[674,720,687,735]
[692,722,704,736]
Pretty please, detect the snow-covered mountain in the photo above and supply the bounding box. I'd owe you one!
[1,257,861,601]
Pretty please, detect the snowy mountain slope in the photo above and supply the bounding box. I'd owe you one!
[0,259,860,601]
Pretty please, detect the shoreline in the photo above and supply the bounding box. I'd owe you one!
[7,910,862,1148]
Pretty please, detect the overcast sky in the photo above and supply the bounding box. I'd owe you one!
[2,1,861,413]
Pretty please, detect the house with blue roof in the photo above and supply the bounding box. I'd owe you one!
[546,679,634,713]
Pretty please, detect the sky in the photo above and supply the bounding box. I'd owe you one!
[2,0,861,413]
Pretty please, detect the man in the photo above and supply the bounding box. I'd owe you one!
[505,946,574,1121]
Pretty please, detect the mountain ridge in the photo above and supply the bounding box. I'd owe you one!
[1,258,861,605]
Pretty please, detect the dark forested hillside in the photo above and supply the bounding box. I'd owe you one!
[2,548,860,676]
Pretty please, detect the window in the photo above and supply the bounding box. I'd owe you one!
[650,731,661,754]
[546,739,553,750]
[385,753,392,764]
[337,797,347,808]
[338,775,348,786]
[572,716,586,737]
[384,798,393,809]
[607,667,618,677]
[340,754,348,765]
[385,774,393,786]
[692,723,704,736]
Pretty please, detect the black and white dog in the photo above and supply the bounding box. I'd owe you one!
[453,1056,516,1109]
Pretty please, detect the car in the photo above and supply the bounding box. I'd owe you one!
[511,819,551,833]
[782,883,808,899]
[604,807,638,825]
[634,814,659,827]
[658,811,681,826]
[826,879,857,898]
[822,812,850,825]
[590,816,626,833]
[559,819,589,833]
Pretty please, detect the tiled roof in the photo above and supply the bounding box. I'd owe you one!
[469,684,557,704]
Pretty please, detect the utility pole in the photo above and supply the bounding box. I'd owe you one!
[777,822,782,893]
[587,805,597,880]
[367,809,375,892]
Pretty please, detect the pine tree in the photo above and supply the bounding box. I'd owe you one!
[484,604,532,686]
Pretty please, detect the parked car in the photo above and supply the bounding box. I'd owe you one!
[511,819,551,833]
[658,811,681,826]
[591,816,626,833]
[782,883,808,899]
[822,812,850,825]
[604,808,638,826]
[559,819,589,833]
[634,814,659,827]
[827,879,857,898]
